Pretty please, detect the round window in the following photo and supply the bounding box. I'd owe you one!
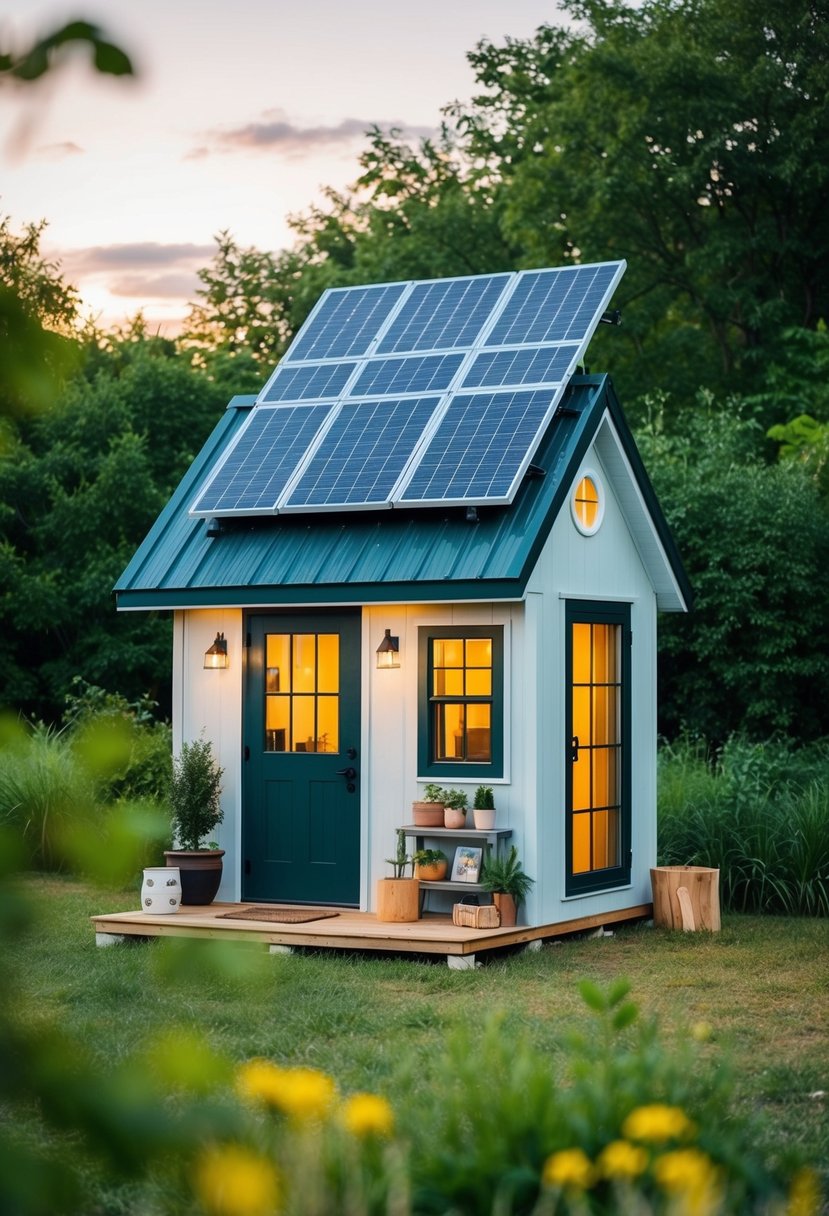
[571,470,604,535]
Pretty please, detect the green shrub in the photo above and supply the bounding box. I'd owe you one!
[658,735,829,915]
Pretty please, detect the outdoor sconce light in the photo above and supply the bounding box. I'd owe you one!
[204,632,229,669]
[376,628,400,669]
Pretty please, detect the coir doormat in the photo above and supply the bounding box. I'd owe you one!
[217,907,340,924]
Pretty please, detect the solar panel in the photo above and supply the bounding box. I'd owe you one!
[350,353,463,397]
[486,263,621,347]
[260,361,357,403]
[398,390,557,506]
[191,405,331,515]
[376,274,511,354]
[285,282,407,362]
[191,260,625,518]
[283,397,441,510]
[462,344,577,390]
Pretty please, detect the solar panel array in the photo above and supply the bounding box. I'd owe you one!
[191,261,625,517]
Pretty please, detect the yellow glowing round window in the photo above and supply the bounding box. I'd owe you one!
[571,470,604,535]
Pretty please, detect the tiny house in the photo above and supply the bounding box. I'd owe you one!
[116,263,691,935]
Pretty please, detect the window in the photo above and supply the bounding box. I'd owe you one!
[264,632,339,753]
[418,626,504,778]
[571,469,605,535]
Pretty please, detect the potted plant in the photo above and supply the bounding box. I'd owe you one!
[480,845,534,927]
[473,785,496,830]
[442,787,469,829]
[411,783,445,827]
[164,736,225,905]
[376,829,419,922]
[413,847,448,882]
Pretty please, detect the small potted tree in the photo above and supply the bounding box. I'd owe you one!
[473,785,496,830]
[376,829,419,922]
[413,847,448,882]
[411,783,445,827]
[442,788,469,829]
[165,736,225,905]
[480,845,534,927]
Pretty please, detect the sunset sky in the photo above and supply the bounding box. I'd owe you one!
[1,1,561,334]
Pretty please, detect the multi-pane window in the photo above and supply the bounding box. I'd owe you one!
[571,471,604,535]
[418,626,503,778]
[566,601,630,895]
[264,633,339,753]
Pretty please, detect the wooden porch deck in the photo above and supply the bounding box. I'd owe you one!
[91,902,652,967]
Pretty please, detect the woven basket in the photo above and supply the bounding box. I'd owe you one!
[452,903,500,928]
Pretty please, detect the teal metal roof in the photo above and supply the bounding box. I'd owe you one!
[115,375,692,610]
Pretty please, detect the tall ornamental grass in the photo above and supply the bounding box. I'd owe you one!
[0,682,171,875]
[658,734,829,916]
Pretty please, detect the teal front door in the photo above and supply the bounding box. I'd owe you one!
[243,611,361,905]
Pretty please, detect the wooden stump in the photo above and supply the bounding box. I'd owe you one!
[650,866,721,932]
[375,878,419,922]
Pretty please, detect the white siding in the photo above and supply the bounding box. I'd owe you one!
[526,438,659,924]
[175,608,243,901]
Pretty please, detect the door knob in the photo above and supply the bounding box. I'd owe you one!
[335,766,357,780]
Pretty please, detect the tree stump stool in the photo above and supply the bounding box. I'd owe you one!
[650,866,721,932]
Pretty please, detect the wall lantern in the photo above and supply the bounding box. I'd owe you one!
[376,628,400,669]
[204,631,229,669]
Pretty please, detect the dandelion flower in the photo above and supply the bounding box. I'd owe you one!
[654,1147,720,1216]
[622,1103,695,1143]
[194,1144,279,1216]
[787,1167,821,1216]
[340,1092,395,1138]
[597,1139,649,1181]
[237,1060,336,1121]
[542,1148,595,1190]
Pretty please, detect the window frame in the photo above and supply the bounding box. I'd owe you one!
[570,467,605,536]
[417,625,504,779]
[564,600,631,896]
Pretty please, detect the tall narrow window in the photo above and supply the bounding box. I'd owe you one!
[418,626,504,778]
[566,602,630,894]
[264,633,339,753]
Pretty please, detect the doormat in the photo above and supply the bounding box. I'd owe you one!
[217,907,340,924]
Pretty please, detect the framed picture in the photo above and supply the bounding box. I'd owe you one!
[452,845,483,883]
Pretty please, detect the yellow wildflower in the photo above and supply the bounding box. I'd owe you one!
[542,1148,595,1191]
[654,1148,720,1216]
[237,1059,336,1121]
[787,1167,821,1216]
[340,1092,395,1138]
[691,1022,713,1042]
[622,1103,695,1143]
[597,1139,649,1181]
[194,1144,279,1216]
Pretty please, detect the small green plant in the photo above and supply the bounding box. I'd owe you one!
[385,828,414,877]
[442,788,469,811]
[421,783,445,803]
[168,736,224,851]
[412,848,446,867]
[481,845,534,906]
[474,785,495,810]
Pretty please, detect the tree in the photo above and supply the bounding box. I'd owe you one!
[637,402,829,741]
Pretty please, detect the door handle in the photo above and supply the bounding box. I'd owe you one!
[570,735,580,762]
[335,766,357,780]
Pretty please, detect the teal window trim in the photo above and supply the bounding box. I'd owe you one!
[417,625,504,779]
[564,600,631,896]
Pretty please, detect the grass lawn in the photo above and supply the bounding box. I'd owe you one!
[8,875,829,1204]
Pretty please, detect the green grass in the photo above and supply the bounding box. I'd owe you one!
[8,874,829,1202]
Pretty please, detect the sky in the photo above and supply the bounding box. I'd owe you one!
[1,1,563,335]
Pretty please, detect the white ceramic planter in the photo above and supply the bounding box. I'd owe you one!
[141,866,181,914]
[473,808,496,829]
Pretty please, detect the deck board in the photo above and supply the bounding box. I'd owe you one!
[91,903,652,957]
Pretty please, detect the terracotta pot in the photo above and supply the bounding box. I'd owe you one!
[493,892,517,927]
[412,801,445,827]
[444,807,467,829]
[376,878,420,922]
[473,808,496,830]
[165,850,224,905]
[414,860,448,882]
